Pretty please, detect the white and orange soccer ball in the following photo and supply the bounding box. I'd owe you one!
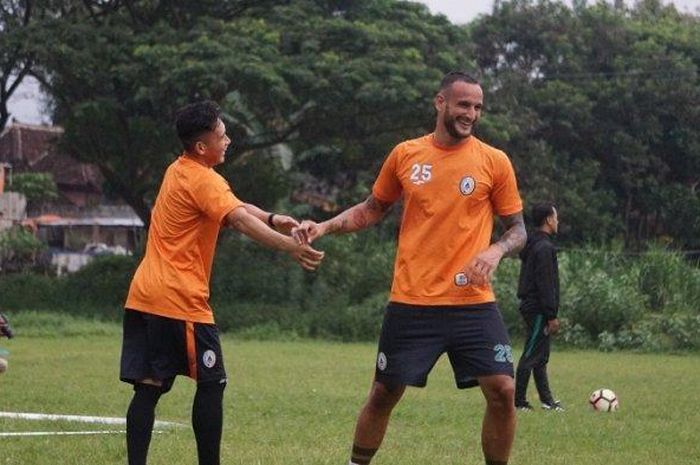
[589,388,619,412]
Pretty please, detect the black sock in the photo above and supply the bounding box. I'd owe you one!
[485,460,508,465]
[192,380,226,465]
[126,384,163,465]
[351,444,378,465]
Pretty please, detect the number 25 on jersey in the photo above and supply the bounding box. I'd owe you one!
[410,163,432,185]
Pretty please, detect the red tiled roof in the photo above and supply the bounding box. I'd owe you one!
[0,121,102,192]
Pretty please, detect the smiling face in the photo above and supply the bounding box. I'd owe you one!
[434,81,483,144]
[193,119,231,167]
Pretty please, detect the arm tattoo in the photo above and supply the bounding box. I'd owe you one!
[349,208,371,229]
[366,195,393,214]
[495,212,526,257]
[325,195,393,234]
[325,217,349,234]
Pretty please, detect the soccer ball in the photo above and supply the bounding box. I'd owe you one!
[589,388,619,412]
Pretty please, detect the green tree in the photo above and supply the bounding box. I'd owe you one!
[8,172,58,210]
[0,224,45,273]
[1,0,36,130]
[0,0,84,130]
[470,0,700,247]
[34,0,472,226]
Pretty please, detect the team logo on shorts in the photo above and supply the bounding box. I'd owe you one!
[202,350,217,369]
[459,176,476,195]
[454,272,469,286]
[377,352,388,371]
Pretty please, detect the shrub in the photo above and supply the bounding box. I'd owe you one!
[592,313,700,353]
[0,273,60,311]
[2,236,700,352]
[492,258,521,335]
[61,255,138,319]
[561,249,648,338]
[662,313,700,350]
[304,292,387,341]
[213,302,307,334]
[559,321,594,348]
[211,233,307,305]
[635,245,700,313]
[6,311,120,338]
[0,226,46,273]
[234,322,302,341]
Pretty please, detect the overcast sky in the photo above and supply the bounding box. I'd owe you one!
[416,0,700,24]
[8,0,700,125]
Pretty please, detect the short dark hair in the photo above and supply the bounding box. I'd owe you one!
[175,100,222,151]
[531,202,556,228]
[439,71,480,92]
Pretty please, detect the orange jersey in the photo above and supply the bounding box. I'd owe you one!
[125,156,243,323]
[372,134,522,305]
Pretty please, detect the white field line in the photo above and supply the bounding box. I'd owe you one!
[0,430,167,437]
[0,411,184,429]
[0,430,126,437]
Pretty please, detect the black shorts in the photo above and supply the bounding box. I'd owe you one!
[375,302,514,389]
[120,309,226,392]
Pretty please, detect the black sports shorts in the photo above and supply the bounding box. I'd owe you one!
[120,308,226,392]
[374,302,514,389]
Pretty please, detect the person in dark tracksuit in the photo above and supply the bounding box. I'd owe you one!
[514,203,563,412]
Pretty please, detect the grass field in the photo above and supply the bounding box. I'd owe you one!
[0,327,698,464]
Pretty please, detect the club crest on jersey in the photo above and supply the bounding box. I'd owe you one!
[377,352,388,371]
[454,272,469,287]
[459,176,476,195]
[202,350,217,369]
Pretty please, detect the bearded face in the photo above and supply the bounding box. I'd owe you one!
[442,104,477,139]
[435,82,483,143]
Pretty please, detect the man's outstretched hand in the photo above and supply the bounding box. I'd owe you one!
[292,220,327,245]
[271,214,301,236]
[288,241,325,271]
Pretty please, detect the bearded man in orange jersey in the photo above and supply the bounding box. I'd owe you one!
[120,101,324,465]
[297,72,526,465]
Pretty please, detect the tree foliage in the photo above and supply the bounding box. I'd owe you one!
[0,224,45,273]
[7,172,58,209]
[33,0,471,226]
[0,0,84,130]
[25,0,700,248]
[1,0,37,131]
[470,0,700,247]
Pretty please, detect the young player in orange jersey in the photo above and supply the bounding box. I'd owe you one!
[120,101,324,465]
[296,72,526,465]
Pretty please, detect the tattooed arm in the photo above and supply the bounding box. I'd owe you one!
[295,195,394,243]
[493,211,527,257]
[464,211,526,285]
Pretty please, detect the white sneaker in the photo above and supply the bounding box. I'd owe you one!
[542,400,564,412]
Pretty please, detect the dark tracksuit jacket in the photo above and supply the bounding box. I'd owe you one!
[517,230,559,320]
[515,230,559,404]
